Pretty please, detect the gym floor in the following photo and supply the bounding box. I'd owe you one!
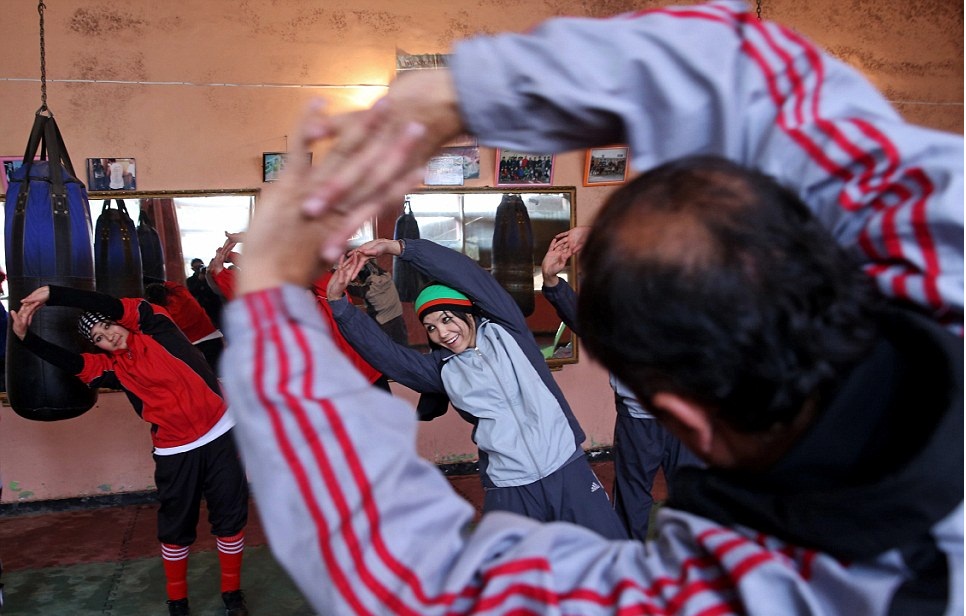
[0,459,662,616]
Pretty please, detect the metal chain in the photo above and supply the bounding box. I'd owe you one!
[756,0,762,21]
[38,0,48,112]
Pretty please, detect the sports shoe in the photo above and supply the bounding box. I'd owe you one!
[166,597,190,616]
[222,589,249,616]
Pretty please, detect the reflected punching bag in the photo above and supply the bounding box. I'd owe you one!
[392,200,428,302]
[94,199,144,299]
[137,209,166,285]
[4,112,98,420]
[492,194,535,316]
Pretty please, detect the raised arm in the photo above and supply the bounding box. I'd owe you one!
[540,227,588,333]
[303,0,963,333]
[392,238,532,334]
[21,284,123,319]
[447,2,963,331]
[326,252,446,393]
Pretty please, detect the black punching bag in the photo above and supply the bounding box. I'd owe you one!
[4,112,98,421]
[492,194,535,316]
[392,201,427,303]
[137,209,166,285]
[95,199,144,299]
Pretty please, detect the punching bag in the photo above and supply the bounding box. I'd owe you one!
[492,194,535,316]
[4,112,98,421]
[94,199,144,299]
[392,201,428,303]
[137,209,166,285]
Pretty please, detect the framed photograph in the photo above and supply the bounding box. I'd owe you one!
[495,149,555,187]
[584,146,629,186]
[439,145,480,179]
[424,154,464,186]
[263,152,312,183]
[87,157,137,191]
[1,156,27,192]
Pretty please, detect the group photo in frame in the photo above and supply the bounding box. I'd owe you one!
[495,149,555,187]
[87,157,137,191]
[263,151,312,182]
[583,146,629,186]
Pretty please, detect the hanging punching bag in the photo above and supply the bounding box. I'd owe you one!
[137,209,166,285]
[4,112,98,421]
[392,201,428,303]
[94,199,144,299]
[492,194,535,316]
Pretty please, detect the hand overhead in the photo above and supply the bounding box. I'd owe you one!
[326,252,368,300]
[300,70,466,227]
[237,99,428,296]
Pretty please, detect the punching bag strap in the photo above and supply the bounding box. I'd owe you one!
[44,116,73,276]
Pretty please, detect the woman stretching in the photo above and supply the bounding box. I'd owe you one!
[327,238,626,539]
[10,285,250,616]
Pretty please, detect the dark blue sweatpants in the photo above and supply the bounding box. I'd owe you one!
[482,453,628,540]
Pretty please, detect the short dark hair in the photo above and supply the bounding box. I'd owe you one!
[578,156,879,432]
[144,282,170,307]
[191,258,204,266]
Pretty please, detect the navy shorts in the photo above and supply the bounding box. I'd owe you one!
[154,430,249,545]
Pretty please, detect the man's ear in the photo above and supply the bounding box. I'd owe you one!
[650,392,714,457]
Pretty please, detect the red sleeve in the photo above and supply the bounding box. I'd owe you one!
[162,282,217,341]
[213,268,236,301]
[312,273,383,384]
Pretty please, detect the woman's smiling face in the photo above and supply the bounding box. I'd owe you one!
[422,310,476,353]
[89,321,130,352]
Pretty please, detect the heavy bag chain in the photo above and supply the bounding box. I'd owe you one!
[38,0,49,114]
[756,0,762,21]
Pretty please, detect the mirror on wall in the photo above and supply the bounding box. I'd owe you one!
[85,190,257,278]
[391,186,578,367]
[0,189,257,308]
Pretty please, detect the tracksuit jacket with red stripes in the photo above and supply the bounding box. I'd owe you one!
[222,2,963,614]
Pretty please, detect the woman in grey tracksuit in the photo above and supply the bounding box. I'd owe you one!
[327,237,627,540]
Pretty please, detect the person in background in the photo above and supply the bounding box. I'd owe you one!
[145,281,225,372]
[326,239,627,540]
[207,235,242,301]
[10,285,250,616]
[541,226,702,541]
[310,269,393,394]
[186,257,224,328]
[345,258,409,346]
[220,89,961,613]
[0,269,7,392]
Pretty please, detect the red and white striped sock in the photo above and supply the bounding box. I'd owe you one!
[161,543,190,600]
[216,531,245,593]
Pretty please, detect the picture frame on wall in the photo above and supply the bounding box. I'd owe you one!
[495,149,555,187]
[1,156,28,192]
[263,152,312,183]
[583,146,629,186]
[87,157,137,191]
[424,154,465,186]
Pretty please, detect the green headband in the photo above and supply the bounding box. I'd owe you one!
[414,284,474,321]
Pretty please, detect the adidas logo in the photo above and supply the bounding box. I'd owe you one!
[590,482,601,493]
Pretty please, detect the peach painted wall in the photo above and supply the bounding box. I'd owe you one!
[0,0,961,503]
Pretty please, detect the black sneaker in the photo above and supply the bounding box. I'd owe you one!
[166,597,190,616]
[222,589,249,616]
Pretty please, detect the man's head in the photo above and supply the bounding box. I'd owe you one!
[78,312,130,352]
[414,284,477,353]
[578,156,878,468]
[190,258,205,273]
